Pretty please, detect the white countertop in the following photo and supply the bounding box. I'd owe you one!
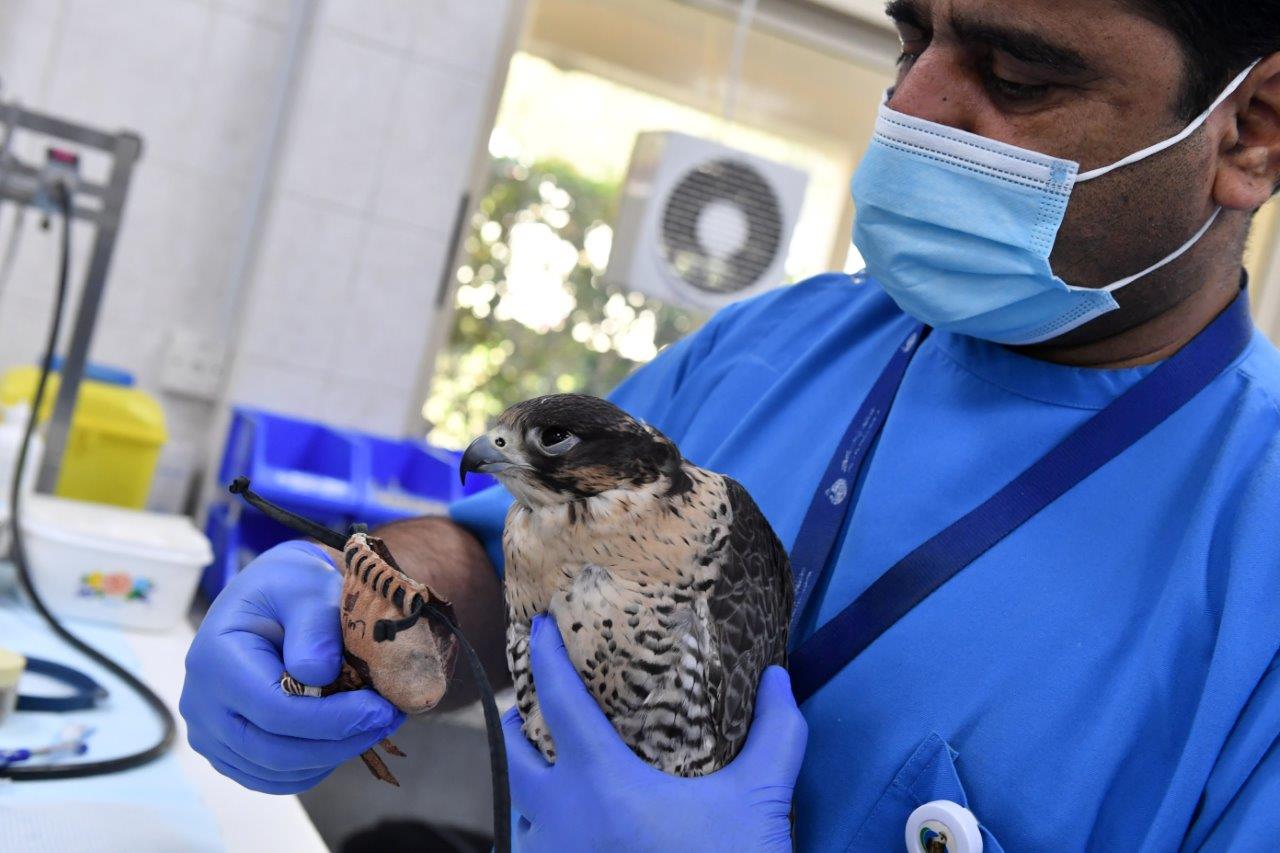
[128,609,329,852]
[0,581,327,853]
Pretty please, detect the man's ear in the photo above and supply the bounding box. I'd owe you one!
[1214,53,1280,212]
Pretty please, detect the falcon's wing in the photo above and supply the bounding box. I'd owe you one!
[703,475,794,767]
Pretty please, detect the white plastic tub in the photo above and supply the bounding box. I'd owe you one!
[19,494,213,632]
[0,403,42,555]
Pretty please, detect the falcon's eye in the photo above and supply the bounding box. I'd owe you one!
[537,426,578,455]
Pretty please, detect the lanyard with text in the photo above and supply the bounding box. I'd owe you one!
[787,324,929,638]
[788,289,1254,705]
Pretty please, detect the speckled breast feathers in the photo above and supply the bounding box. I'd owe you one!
[504,464,793,777]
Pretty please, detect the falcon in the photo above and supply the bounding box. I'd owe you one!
[460,393,793,777]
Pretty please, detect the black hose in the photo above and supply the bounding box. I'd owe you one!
[423,602,511,853]
[229,476,346,550]
[1,181,176,780]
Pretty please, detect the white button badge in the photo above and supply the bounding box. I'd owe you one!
[905,800,983,853]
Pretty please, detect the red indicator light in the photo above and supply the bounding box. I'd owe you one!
[47,148,79,166]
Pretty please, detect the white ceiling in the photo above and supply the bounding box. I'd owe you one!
[807,0,893,30]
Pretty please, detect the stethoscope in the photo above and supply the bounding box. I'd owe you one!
[1,656,107,769]
[15,656,108,712]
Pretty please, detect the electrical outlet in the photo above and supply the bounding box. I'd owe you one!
[159,328,226,401]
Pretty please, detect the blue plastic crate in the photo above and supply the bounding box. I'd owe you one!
[198,500,350,602]
[201,407,501,600]
[199,503,236,602]
[360,436,457,525]
[219,407,365,519]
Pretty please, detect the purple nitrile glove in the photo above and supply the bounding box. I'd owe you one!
[503,613,807,851]
[180,540,405,794]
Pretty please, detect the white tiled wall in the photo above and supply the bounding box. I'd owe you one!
[373,60,488,230]
[0,0,517,510]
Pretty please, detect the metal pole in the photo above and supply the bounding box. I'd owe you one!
[215,0,317,341]
[37,132,142,493]
[198,0,316,515]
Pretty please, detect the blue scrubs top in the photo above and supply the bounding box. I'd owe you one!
[451,272,1280,851]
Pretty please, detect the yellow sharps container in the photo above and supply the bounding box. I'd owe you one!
[0,366,166,508]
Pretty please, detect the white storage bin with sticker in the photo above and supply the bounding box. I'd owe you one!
[0,403,42,556]
[18,494,213,631]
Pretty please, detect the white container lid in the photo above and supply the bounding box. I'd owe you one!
[19,494,213,564]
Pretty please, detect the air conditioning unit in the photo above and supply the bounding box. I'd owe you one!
[602,131,808,312]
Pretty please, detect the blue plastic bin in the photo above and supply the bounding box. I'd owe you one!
[200,503,236,602]
[360,437,457,525]
[219,407,365,519]
[200,502,323,602]
[201,407,501,600]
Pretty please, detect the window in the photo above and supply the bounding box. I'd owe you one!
[423,0,894,448]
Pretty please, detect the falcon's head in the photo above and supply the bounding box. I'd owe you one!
[459,394,688,507]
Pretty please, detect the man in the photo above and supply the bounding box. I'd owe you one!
[182,0,1280,848]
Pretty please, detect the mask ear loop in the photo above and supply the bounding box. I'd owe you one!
[1091,206,1223,294]
[1077,60,1261,183]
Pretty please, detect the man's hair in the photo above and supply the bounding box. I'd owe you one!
[1127,1,1280,118]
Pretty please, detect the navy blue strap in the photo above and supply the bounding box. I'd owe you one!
[16,656,108,712]
[790,291,1254,705]
[789,324,928,637]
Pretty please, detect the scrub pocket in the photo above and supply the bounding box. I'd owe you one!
[844,733,1005,853]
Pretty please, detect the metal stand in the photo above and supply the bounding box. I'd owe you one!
[0,102,142,493]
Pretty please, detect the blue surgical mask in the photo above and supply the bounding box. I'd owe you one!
[851,62,1259,345]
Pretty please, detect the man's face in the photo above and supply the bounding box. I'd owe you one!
[884,0,1226,343]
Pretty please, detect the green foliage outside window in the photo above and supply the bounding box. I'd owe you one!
[424,156,703,448]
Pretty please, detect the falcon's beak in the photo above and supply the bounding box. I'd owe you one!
[460,433,516,483]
